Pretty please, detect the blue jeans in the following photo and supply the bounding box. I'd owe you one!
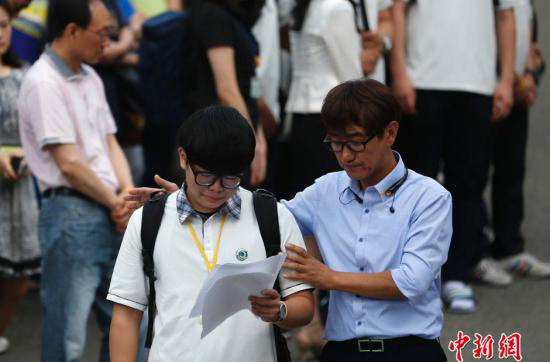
[39,194,120,362]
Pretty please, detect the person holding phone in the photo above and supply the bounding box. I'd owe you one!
[0,0,40,354]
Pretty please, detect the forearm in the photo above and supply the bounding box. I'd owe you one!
[377,8,393,40]
[58,157,118,208]
[328,270,405,300]
[110,304,143,362]
[390,1,408,77]
[108,136,134,190]
[101,43,133,63]
[217,87,252,123]
[207,47,253,128]
[167,0,183,11]
[276,291,314,329]
[496,8,516,85]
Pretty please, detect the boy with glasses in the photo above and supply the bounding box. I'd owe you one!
[108,106,314,362]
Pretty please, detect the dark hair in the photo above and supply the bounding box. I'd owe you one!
[0,0,22,68]
[177,105,256,175]
[321,79,401,137]
[47,0,93,40]
[237,0,265,27]
[292,0,312,31]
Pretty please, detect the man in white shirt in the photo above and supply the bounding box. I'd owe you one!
[477,0,550,284]
[390,0,517,313]
[108,106,314,362]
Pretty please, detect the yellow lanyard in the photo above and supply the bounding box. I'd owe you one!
[187,213,227,273]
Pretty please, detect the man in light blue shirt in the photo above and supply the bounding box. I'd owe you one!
[282,78,451,362]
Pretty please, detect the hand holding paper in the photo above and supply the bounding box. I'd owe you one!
[190,254,285,338]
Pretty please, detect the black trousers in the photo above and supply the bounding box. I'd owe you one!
[394,90,493,282]
[319,338,447,362]
[288,113,341,197]
[489,105,528,258]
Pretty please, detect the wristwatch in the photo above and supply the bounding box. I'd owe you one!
[277,301,287,322]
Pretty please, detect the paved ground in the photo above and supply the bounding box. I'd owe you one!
[2,1,550,361]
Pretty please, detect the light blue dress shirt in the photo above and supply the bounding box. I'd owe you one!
[282,156,452,341]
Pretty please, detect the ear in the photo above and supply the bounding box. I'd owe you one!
[178,147,188,171]
[65,22,81,38]
[385,121,399,147]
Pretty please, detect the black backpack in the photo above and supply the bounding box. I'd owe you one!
[140,190,292,362]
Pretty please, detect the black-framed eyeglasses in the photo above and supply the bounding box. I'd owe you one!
[189,164,242,189]
[323,133,378,153]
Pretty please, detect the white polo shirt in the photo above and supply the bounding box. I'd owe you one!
[402,0,518,95]
[108,189,312,362]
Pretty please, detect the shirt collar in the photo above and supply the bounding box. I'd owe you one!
[176,184,241,224]
[344,151,407,200]
[45,46,88,80]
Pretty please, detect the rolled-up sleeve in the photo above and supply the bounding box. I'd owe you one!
[107,208,149,311]
[390,192,452,302]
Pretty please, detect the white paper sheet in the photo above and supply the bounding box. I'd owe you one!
[190,254,286,338]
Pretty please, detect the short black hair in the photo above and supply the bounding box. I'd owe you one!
[47,0,93,40]
[177,106,256,175]
[321,78,401,137]
[0,0,22,68]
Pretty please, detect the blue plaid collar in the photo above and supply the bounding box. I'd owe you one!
[176,184,241,224]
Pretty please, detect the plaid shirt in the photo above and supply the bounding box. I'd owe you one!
[176,185,241,224]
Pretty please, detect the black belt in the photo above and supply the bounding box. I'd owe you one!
[42,187,88,200]
[332,336,437,353]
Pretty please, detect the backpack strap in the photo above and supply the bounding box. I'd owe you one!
[140,193,169,348]
[252,189,292,362]
[347,0,370,32]
[253,189,281,259]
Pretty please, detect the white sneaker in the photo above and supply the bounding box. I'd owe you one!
[500,252,550,278]
[0,336,9,354]
[442,281,477,314]
[472,258,513,287]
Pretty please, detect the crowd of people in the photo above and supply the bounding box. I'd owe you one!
[0,0,548,361]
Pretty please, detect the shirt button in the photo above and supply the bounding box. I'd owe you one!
[357,321,362,326]
[359,267,364,272]
[359,238,364,243]
[364,209,370,214]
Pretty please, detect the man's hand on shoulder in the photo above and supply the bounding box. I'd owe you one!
[124,175,179,211]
